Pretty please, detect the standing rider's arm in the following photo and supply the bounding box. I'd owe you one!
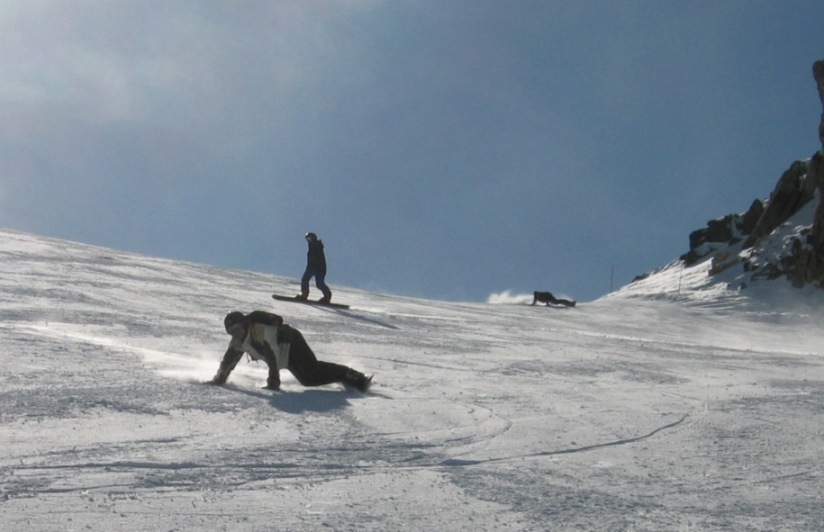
[209,346,244,384]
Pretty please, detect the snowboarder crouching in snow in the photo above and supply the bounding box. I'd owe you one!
[207,310,371,392]
[531,291,576,307]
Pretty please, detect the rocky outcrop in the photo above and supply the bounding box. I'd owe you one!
[812,153,824,250]
[684,199,763,266]
[815,60,824,151]
[681,60,824,290]
[782,151,824,288]
[742,158,818,248]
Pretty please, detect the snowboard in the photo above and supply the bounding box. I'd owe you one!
[203,378,372,393]
[272,294,350,309]
[201,381,281,395]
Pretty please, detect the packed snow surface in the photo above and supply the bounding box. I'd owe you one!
[2,228,824,531]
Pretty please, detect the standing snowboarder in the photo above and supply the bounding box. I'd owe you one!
[297,232,333,304]
[207,310,372,392]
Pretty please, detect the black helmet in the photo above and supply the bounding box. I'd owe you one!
[305,232,318,242]
[224,311,245,333]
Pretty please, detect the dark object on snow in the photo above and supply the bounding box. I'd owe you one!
[208,310,370,392]
[297,232,333,304]
[532,291,576,308]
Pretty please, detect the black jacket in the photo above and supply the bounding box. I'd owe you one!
[307,240,327,273]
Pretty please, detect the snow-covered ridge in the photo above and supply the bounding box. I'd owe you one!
[610,193,824,308]
[616,61,824,307]
[3,227,824,530]
[613,156,824,312]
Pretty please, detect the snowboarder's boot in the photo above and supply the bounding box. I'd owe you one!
[318,294,331,304]
[295,291,309,301]
[343,369,372,393]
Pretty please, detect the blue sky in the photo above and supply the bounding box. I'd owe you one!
[1,1,822,303]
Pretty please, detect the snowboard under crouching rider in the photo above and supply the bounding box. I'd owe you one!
[208,310,371,392]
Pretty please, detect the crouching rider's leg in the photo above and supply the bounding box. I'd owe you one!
[280,325,370,391]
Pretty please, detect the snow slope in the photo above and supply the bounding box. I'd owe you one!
[2,228,824,531]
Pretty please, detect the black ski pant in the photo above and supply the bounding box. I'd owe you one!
[280,325,349,386]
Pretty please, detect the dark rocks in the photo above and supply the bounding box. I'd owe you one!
[742,159,815,249]
[814,60,824,151]
[685,199,765,267]
[680,60,824,290]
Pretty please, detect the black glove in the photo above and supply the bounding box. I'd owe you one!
[265,374,280,390]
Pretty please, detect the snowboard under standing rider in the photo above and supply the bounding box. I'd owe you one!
[207,310,372,392]
[297,232,333,304]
